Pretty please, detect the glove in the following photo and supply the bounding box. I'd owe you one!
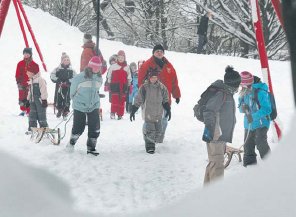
[24,100,30,108]
[163,102,171,121]
[241,104,250,113]
[41,100,48,108]
[246,113,253,123]
[130,105,139,122]
[60,82,69,88]
[175,98,180,104]
[202,127,213,143]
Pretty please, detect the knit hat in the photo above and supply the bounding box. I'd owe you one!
[84,33,92,40]
[23,47,32,56]
[152,44,164,54]
[130,62,137,70]
[117,50,126,59]
[88,56,102,71]
[61,52,70,63]
[109,54,118,64]
[224,66,241,88]
[147,67,159,78]
[240,71,254,87]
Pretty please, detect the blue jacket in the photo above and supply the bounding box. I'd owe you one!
[70,72,103,113]
[238,82,271,130]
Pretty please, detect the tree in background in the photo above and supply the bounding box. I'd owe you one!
[23,0,288,60]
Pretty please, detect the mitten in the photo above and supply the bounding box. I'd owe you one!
[241,104,250,113]
[163,102,171,121]
[246,113,253,123]
[202,127,213,143]
[175,98,180,104]
[130,105,139,121]
[24,100,30,108]
[60,82,69,88]
[41,100,48,108]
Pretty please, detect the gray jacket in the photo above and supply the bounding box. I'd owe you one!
[134,80,169,122]
[203,80,237,143]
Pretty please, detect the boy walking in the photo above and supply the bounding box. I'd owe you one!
[26,70,48,131]
[130,68,171,154]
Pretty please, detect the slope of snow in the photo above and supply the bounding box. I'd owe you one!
[0,5,294,216]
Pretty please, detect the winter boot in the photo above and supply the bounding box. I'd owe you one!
[86,138,99,156]
[145,141,155,154]
[110,113,115,119]
[19,111,26,116]
[66,134,80,152]
[117,116,122,120]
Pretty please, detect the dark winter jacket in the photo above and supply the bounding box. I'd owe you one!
[50,64,76,84]
[203,80,237,143]
[197,15,209,36]
[238,82,271,130]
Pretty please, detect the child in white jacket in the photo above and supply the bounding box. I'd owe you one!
[26,71,48,131]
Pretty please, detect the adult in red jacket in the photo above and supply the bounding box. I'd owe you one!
[107,50,132,120]
[15,48,39,116]
[80,33,107,74]
[138,44,181,142]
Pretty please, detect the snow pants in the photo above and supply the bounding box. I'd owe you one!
[142,121,163,152]
[243,127,270,167]
[158,110,169,143]
[204,117,226,185]
[111,93,126,117]
[28,100,48,129]
[18,87,30,113]
[71,109,100,150]
[55,85,70,112]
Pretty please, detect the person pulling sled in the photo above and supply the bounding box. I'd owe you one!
[50,53,76,118]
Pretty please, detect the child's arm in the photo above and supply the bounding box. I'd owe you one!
[39,78,48,100]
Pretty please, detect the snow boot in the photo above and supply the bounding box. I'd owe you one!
[110,113,115,119]
[66,134,80,152]
[87,138,99,156]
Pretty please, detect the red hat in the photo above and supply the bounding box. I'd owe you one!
[88,56,102,71]
[240,71,254,87]
[117,50,126,58]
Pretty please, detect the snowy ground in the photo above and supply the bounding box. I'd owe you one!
[0,6,295,216]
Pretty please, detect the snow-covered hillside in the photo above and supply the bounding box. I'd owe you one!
[0,5,295,217]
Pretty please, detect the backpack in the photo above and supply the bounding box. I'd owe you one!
[193,85,225,122]
[254,88,277,120]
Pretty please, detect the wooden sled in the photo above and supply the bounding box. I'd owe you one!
[26,127,61,145]
[224,145,243,168]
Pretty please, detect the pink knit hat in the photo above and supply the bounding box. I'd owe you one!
[240,71,254,87]
[88,56,102,71]
[117,50,126,59]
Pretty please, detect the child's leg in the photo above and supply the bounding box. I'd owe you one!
[143,122,156,153]
[35,99,48,128]
[86,109,100,151]
[155,121,163,143]
[28,102,38,130]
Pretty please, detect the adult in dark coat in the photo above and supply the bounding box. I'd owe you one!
[202,66,241,185]
[197,12,212,54]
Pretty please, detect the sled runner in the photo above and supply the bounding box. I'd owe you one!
[224,145,243,168]
[26,127,61,145]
